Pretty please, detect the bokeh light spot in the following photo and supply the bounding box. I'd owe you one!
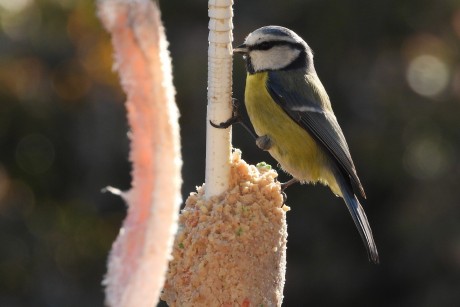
[0,57,49,102]
[52,60,91,101]
[406,55,449,97]
[0,0,32,14]
[15,134,55,175]
[403,136,452,180]
[0,0,41,41]
[0,180,35,216]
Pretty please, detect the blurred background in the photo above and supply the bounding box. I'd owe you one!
[1,0,459,306]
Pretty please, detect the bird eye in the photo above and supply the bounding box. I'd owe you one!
[258,42,272,50]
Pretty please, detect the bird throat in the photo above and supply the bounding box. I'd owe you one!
[243,55,256,75]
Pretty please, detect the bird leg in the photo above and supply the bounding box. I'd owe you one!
[209,98,257,140]
[280,177,299,191]
[278,177,299,205]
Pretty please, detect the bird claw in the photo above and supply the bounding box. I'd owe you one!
[279,178,299,207]
[281,191,287,206]
[210,98,259,141]
[209,116,240,129]
[209,98,242,129]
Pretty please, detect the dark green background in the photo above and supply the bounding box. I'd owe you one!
[1,0,459,306]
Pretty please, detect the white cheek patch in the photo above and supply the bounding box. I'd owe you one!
[250,46,301,72]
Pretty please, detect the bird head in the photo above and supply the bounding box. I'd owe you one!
[234,26,313,74]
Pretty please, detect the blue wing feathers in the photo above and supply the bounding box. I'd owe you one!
[265,69,379,262]
[266,70,366,198]
[335,170,379,263]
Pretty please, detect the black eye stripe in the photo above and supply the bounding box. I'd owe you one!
[257,42,272,50]
[250,41,303,51]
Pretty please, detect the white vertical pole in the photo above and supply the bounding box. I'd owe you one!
[205,0,234,199]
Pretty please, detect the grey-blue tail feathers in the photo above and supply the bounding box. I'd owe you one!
[335,170,379,264]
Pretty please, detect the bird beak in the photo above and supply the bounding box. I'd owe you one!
[233,43,249,55]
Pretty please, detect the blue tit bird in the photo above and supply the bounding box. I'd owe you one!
[233,26,379,263]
